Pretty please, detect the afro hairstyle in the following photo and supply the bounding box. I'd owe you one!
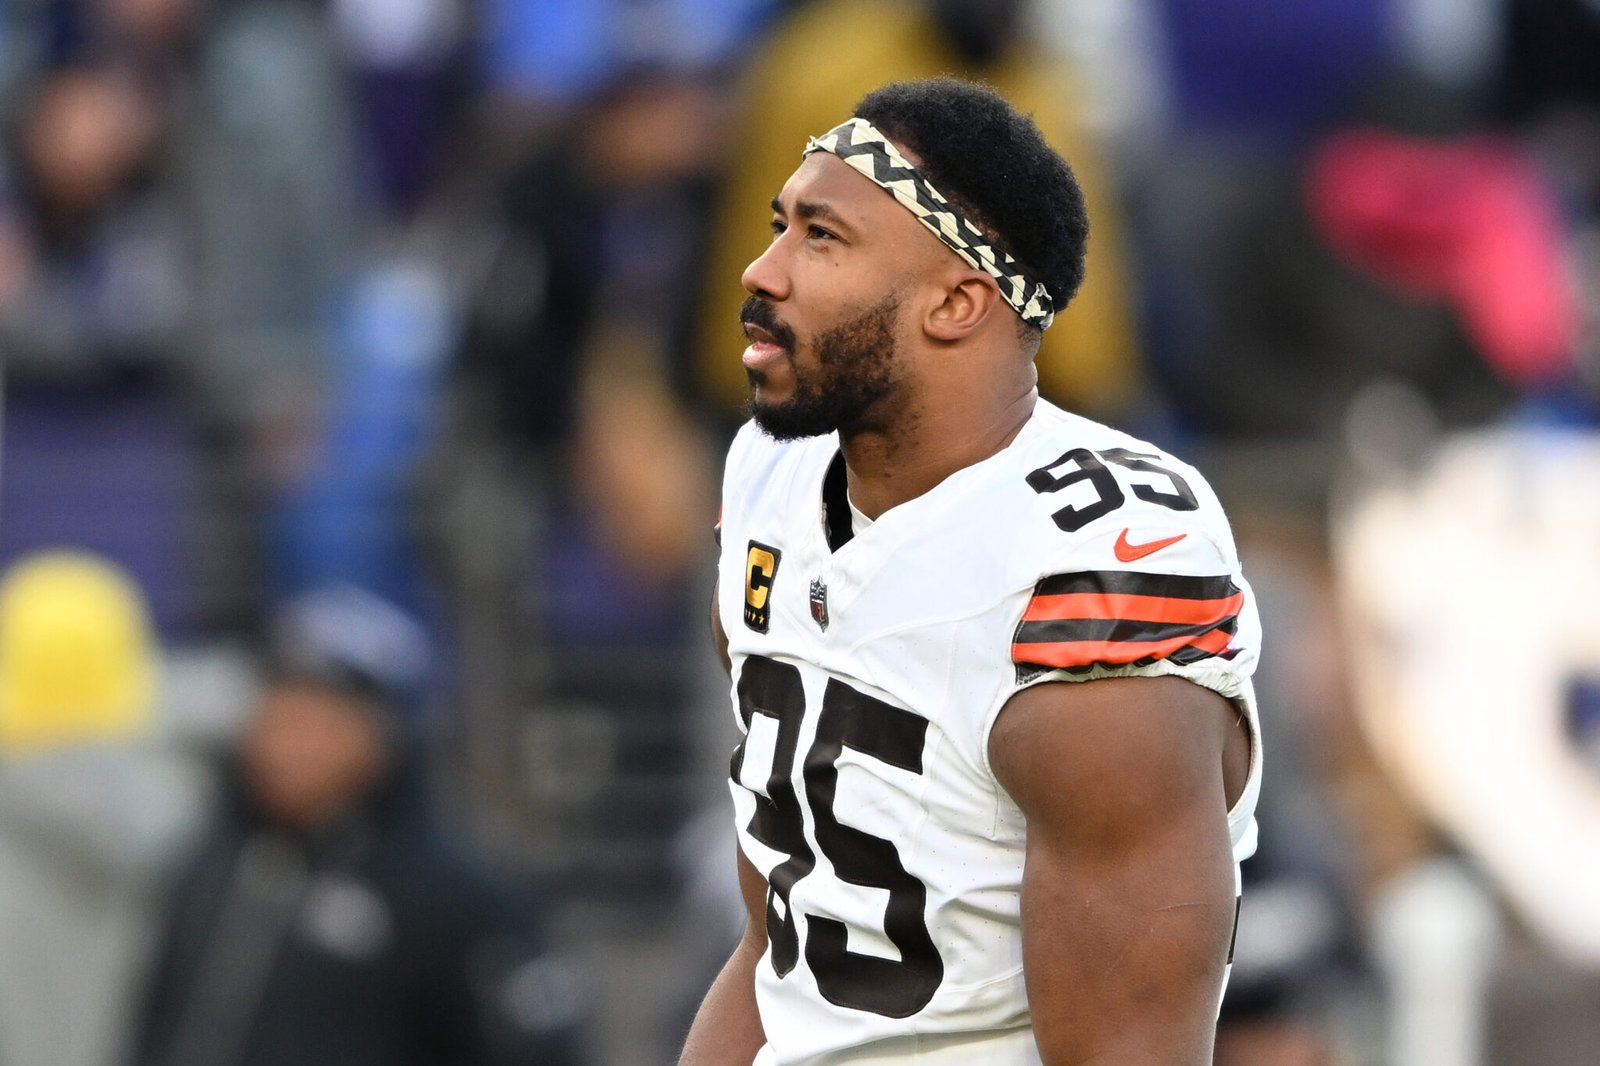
[853,77,1089,329]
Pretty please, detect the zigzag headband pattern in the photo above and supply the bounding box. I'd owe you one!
[803,117,1056,329]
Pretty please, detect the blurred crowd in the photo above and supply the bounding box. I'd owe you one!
[0,0,1597,1063]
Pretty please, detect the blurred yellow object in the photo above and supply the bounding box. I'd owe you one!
[0,551,157,751]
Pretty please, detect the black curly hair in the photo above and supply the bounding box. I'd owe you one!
[853,77,1089,332]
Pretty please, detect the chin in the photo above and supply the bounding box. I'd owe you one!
[748,400,835,442]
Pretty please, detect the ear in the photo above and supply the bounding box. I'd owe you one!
[924,273,1001,342]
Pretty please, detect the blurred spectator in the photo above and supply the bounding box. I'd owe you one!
[1115,11,1509,1066]
[0,61,187,378]
[0,551,211,1066]
[127,584,587,1066]
[437,15,781,1053]
[455,27,745,570]
[1147,81,1574,454]
[1306,124,1579,390]
[693,0,1142,424]
[1315,6,1600,1064]
[0,53,263,636]
[437,8,753,886]
[1135,70,1538,459]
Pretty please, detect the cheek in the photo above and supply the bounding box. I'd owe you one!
[788,335,835,386]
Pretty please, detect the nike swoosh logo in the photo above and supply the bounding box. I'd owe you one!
[1114,529,1187,563]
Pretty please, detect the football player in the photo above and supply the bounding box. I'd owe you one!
[680,78,1262,1065]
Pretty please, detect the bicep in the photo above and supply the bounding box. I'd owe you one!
[989,675,1243,1065]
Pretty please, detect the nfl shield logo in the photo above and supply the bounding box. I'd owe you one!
[809,578,829,631]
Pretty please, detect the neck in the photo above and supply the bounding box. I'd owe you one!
[841,382,1037,519]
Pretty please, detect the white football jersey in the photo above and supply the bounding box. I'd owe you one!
[716,399,1263,1066]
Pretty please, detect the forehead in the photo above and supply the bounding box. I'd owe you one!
[776,150,939,251]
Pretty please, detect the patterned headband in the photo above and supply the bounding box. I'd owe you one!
[803,117,1055,329]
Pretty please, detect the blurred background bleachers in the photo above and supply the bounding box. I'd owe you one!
[1,0,1598,1063]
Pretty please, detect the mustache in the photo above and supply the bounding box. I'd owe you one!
[740,296,796,351]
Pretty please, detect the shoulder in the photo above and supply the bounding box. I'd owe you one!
[996,402,1239,582]
[992,403,1255,682]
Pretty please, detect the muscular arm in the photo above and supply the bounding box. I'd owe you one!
[989,675,1250,1065]
[678,847,770,1065]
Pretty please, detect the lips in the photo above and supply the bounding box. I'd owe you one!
[739,297,797,381]
[742,331,788,375]
[741,321,783,348]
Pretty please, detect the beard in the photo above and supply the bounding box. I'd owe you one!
[741,291,903,441]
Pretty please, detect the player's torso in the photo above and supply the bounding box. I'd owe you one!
[715,403,1258,1064]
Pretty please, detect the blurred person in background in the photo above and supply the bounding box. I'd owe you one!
[0,60,207,619]
[0,551,212,1066]
[1119,2,1595,1062]
[428,11,783,1062]
[0,2,278,636]
[1330,4,1600,1063]
[0,61,177,362]
[1131,0,1528,452]
[1117,1,1600,1063]
[449,0,782,619]
[127,584,587,1066]
[0,0,394,630]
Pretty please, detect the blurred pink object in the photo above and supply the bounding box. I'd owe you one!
[1306,127,1579,386]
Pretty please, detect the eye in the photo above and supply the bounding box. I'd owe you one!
[769,218,787,238]
[806,225,837,241]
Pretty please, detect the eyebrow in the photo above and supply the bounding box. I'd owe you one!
[771,195,852,231]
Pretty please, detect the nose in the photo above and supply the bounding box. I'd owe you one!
[741,238,790,301]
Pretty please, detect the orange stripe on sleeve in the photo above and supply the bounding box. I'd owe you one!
[1022,591,1245,627]
[1012,626,1234,671]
